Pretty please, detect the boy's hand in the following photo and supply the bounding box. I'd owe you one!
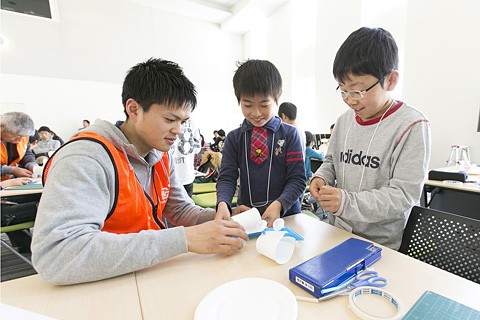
[318,186,342,213]
[215,202,232,221]
[309,177,326,199]
[261,200,282,228]
[184,219,247,255]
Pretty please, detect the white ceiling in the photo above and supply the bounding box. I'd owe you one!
[123,0,289,34]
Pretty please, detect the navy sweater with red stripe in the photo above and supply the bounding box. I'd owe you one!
[217,116,306,216]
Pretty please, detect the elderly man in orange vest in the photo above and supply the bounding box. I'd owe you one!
[1,112,38,180]
[1,111,39,253]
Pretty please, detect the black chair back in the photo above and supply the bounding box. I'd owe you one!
[310,158,323,173]
[399,206,480,283]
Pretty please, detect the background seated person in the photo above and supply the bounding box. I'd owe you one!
[51,130,65,145]
[305,131,325,180]
[78,119,90,131]
[31,126,61,162]
[217,129,226,152]
[1,112,40,253]
[1,112,38,179]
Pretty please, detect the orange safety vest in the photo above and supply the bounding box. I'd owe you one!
[43,132,170,233]
[1,136,30,181]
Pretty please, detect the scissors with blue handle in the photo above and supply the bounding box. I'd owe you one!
[317,270,387,301]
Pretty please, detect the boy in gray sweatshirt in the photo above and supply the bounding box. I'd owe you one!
[310,27,431,250]
[31,58,247,285]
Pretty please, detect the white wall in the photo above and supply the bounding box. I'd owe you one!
[2,0,479,168]
[402,0,480,168]
[258,0,479,168]
[1,74,123,139]
[315,0,362,133]
[0,0,243,142]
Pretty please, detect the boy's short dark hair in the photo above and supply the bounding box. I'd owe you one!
[122,58,197,117]
[278,102,297,120]
[333,27,399,85]
[233,59,282,104]
[305,131,314,146]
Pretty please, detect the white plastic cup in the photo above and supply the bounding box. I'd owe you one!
[256,231,295,264]
[231,208,262,234]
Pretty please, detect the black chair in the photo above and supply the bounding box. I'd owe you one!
[310,158,323,173]
[399,206,480,284]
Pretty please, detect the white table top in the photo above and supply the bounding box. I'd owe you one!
[0,273,142,320]
[136,214,480,319]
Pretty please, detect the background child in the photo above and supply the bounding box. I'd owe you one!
[31,126,61,160]
[310,27,431,250]
[216,59,306,227]
[304,131,324,180]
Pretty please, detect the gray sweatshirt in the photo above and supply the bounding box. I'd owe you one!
[31,119,215,285]
[313,102,430,250]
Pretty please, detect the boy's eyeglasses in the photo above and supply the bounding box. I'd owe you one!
[336,76,385,100]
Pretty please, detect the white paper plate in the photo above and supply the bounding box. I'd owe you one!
[195,278,298,320]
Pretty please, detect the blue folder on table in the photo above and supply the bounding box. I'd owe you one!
[289,238,382,298]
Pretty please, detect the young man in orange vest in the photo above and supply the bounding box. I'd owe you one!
[32,58,248,285]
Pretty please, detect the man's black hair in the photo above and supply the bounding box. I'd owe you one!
[233,59,282,104]
[122,58,197,117]
[278,102,297,120]
[333,27,398,85]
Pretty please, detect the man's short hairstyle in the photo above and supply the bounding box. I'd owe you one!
[233,59,282,104]
[305,131,314,146]
[278,102,297,120]
[217,129,226,137]
[333,27,399,86]
[0,112,35,136]
[121,58,197,117]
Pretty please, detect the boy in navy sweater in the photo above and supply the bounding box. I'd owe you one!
[216,60,306,227]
